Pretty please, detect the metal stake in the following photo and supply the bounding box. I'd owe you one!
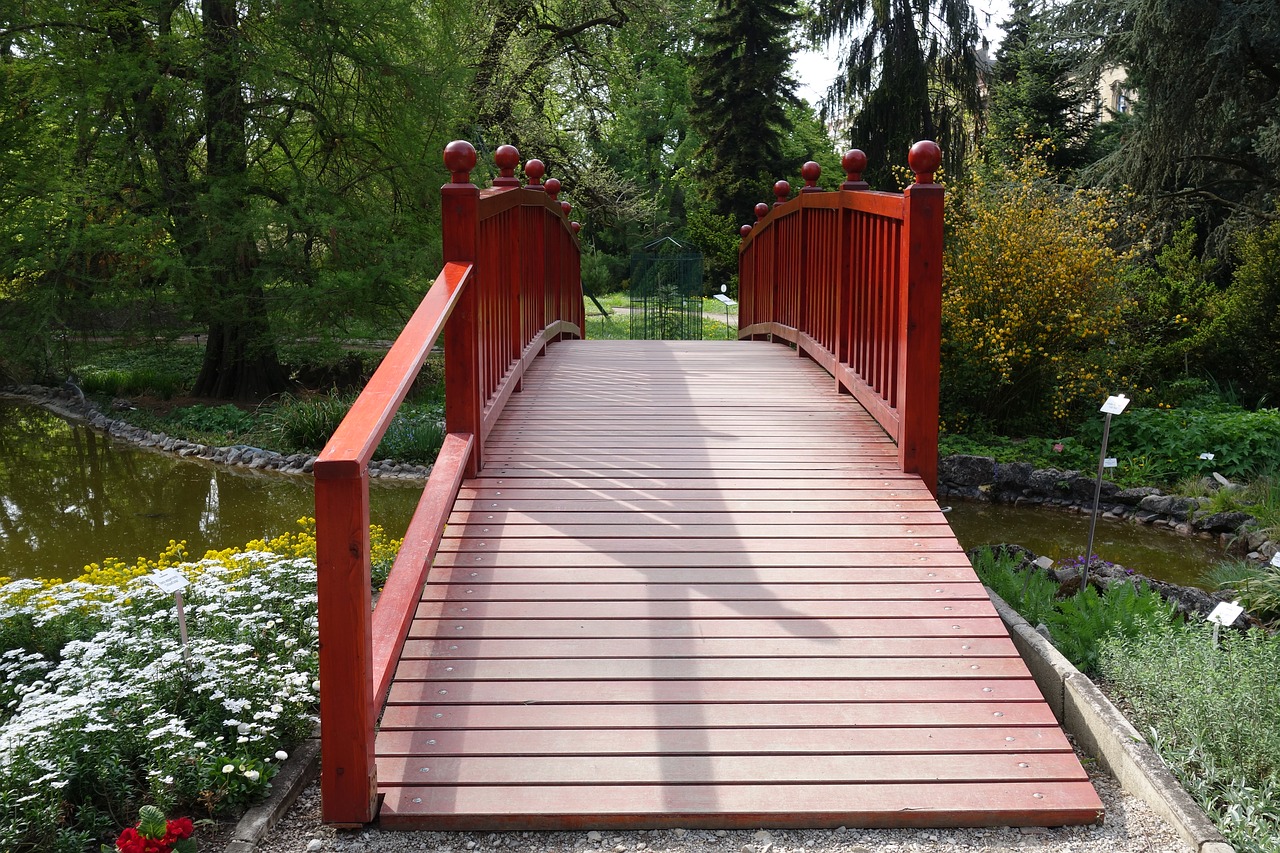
[1081,411,1113,594]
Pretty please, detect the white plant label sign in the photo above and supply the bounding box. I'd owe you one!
[1207,600,1244,627]
[1033,556,1054,571]
[1103,457,1118,468]
[1271,552,1280,569]
[1199,452,1215,461]
[149,568,189,594]
[1100,394,1130,415]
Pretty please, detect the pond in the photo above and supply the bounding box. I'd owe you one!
[1,399,1228,587]
[945,499,1224,588]
[0,401,420,581]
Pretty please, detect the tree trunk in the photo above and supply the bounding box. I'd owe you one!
[194,0,289,400]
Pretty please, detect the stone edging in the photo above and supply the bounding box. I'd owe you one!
[1,385,431,481]
[225,737,320,853]
[938,454,1278,563]
[987,587,1234,853]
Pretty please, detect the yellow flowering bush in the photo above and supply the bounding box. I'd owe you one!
[942,154,1133,432]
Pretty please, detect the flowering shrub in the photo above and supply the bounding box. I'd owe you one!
[0,518,400,852]
[941,154,1133,433]
[110,805,195,853]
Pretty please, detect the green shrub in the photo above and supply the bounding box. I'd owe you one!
[968,546,1058,627]
[1101,621,1280,851]
[1045,580,1176,674]
[270,393,350,453]
[169,403,257,435]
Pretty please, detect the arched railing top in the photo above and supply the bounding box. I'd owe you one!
[737,141,944,494]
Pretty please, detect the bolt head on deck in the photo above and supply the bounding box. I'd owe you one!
[909,140,943,184]
[443,140,477,184]
[754,202,770,221]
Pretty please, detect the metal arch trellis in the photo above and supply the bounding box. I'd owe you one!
[628,237,704,340]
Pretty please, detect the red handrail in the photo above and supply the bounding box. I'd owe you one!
[739,142,944,493]
[314,141,582,825]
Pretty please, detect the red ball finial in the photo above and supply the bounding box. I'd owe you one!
[841,149,868,189]
[544,177,562,200]
[754,202,770,221]
[524,158,545,188]
[560,200,571,217]
[773,180,790,207]
[570,221,581,234]
[800,161,822,193]
[908,140,943,184]
[493,144,521,187]
[443,140,477,185]
[740,224,752,238]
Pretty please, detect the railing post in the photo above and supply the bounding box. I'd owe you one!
[897,141,944,494]
[835,149,868,390]
[442,140,482,478]
[315,465,376,824]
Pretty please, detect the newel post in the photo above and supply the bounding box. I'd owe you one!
[315,459,375,824]
[442,140,483,477]
[898,140,944,494]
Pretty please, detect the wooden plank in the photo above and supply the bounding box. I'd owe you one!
[414,599,998,620]
[437,538,966,553]
[379,781,1104,830]
[383,677,1048,705]
[390,656,1032,681]
[399,636,1019,659]
[377,752,1088,786]
[417,582,990,602]
[431,550,974,568]
[405,617,1008,640]
[378,701,1056,729]
[423,565,981,584]
[376,726,1073,756]
[446,510,948,525]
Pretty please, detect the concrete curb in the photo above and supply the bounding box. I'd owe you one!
[986,587,1235,853]
[224,737,321,853]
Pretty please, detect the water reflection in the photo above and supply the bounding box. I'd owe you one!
[945,500,1224,587]
[0,401,420,581]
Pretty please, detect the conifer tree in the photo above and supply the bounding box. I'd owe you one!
[690,0,802,218]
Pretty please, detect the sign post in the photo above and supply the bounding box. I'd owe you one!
[149,568,191,664]
[1082,394,1129,593]
[713,284,736,339]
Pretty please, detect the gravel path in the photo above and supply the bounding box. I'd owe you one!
[259,765,1191,853]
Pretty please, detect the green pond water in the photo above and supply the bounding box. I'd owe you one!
[1,400,1226,587]
[0,401,420,581]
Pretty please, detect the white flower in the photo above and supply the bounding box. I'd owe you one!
[245,769,261,782]
[194,741,207,749]
[237,722,250,735]
[275,750,289,761]
[222,764,235,773]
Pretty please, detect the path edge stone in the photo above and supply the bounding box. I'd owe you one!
[225,736,321,853]
[987,588,1234,853]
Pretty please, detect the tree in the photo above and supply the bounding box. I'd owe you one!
[689,0,801,218]
[1058,0,1280,240]
[0,0,464,398]
[812,0,983,187]
[986,0,1100,176]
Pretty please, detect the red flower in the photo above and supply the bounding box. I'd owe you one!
[116,827,147,853]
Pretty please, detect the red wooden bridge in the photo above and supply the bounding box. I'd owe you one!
[313,142,1103,830]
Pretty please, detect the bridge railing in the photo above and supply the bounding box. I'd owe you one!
[738,142,944,494]
[313,141,583,825]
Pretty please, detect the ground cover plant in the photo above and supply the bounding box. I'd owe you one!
[971,547,1280,852]
[0,520,399,852]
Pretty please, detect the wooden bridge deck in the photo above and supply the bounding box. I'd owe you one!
[375,340,1103,830]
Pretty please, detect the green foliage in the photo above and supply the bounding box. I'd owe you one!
[684,199,741,294]
[940,155,1132,433]
[268,392,444,465]
[689,0,800,218]
[986,0,1100,176]
[79,368,186,402]
[938,432,1096,470]
[1044,581,1175,674]
[810,0,982,187]
[1206,560,1280,627]
[968,546,1058,626]
[168,404,257,437]
[1084,405,1280,482]
[1100,621,1280,850]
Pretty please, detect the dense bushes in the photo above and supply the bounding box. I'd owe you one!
[941,155,1132,433]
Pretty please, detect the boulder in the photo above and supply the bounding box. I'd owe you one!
[939,455,996,487]
[1190,510,1253,534]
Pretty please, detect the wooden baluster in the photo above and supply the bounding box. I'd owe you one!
[524,160,546,352]
[898,140,944,494]
[545,178,562,339]
[442,140,483,478]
